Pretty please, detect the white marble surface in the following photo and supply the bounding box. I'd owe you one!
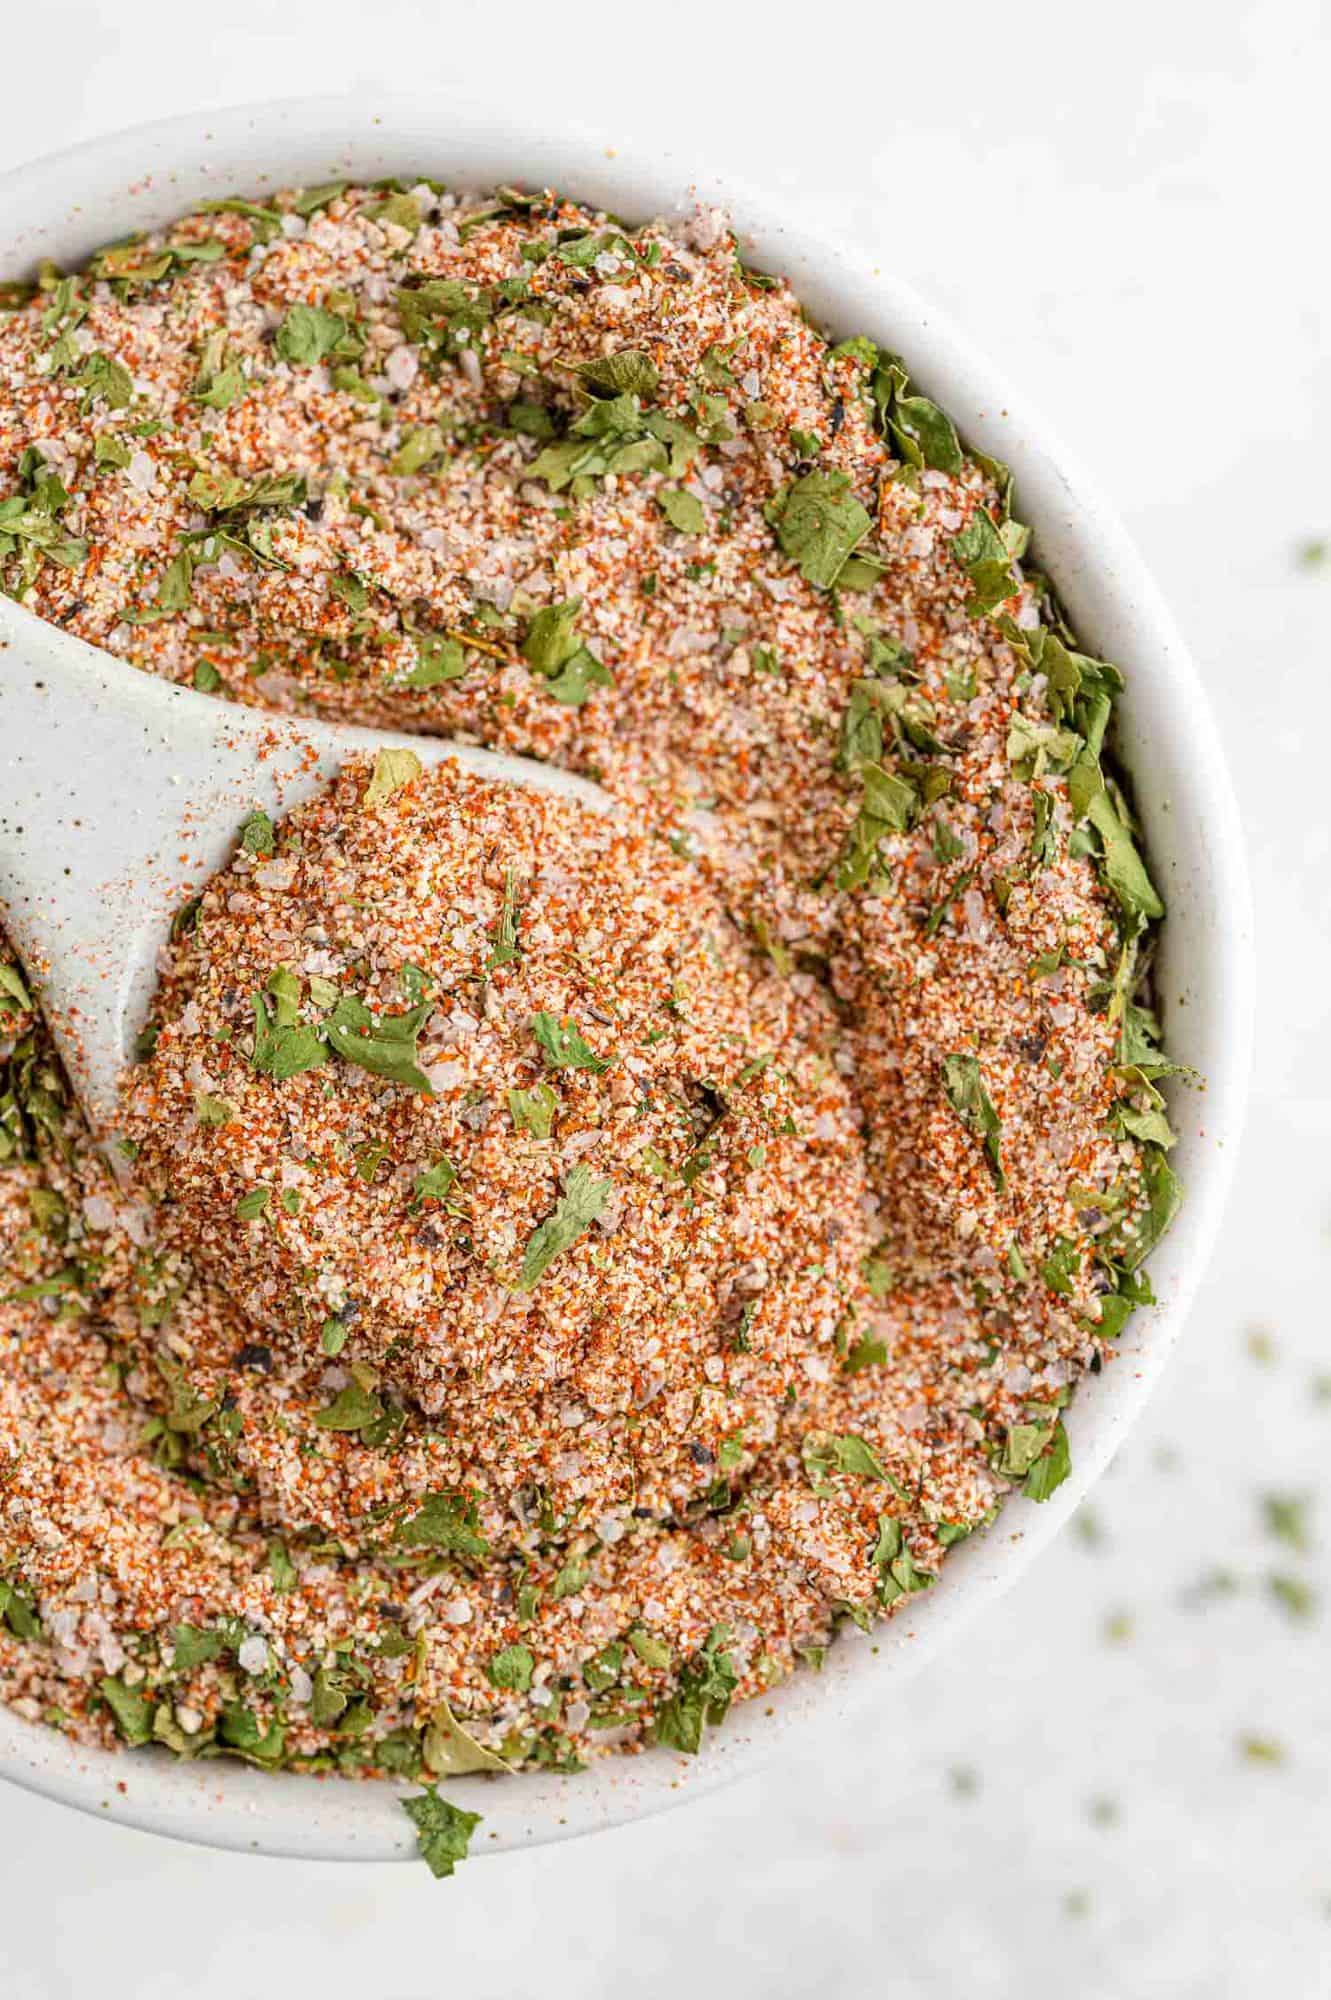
[1,3,1327,1992]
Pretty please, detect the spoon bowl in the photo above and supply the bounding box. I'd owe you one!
[0,637,606,1132]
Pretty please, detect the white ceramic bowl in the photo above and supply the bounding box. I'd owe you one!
[0,92,1253,1862]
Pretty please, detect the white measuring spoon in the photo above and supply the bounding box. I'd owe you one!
[0,627,606,1135]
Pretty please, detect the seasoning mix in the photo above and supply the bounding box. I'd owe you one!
[0,179,1179,1860]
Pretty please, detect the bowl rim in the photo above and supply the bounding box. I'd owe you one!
[0,89,1254,1864]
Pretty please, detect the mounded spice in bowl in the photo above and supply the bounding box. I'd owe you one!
[0,162,1191,1872]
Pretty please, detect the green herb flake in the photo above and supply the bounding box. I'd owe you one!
[411,1158,458,1209]
[997,1415,1072,1501]
[772,469,871,589]
[1021,1418,1071,1502]
[627,1624,672,1670]
[193,337,247,412]
[218,1701,285,1764]
[268,1542,298,1595]
[1086,790,1165,922]
[249,989,328,1083]
[363,746,423,810]
[652,1626,737,1754]
[392,425,445,477]
[862,1250,894,1300]
[577,349,659,398]
[324,993,433,1093]
[517,1165,610,1291]
[836,762,920,891]
[952,508,1019,616]
[1238,1733,1286,1767]
[187,467,306,519]
[1261,1492,1312,1553]
[400,1785,482,1880]
[844,1337,888,1374]
[394,1490,489,1561]
[275,303,353,367]
[531,1011,609,1073]
[487,869,522,971]
[423,1698,510,1776]
[516,598,581,673]
[871,1513,936,1604]
[0,1578,42,1642]
[940,1053,1006,1191]
[403,631,468,688]
[396,277,495,360]
[100,1675,154,1746]
[802,1430,888,1492]
[227,818,274,880]
[75,350,134,412]
[365,192,422,237]
[508,1082,557,1138]
[292,182,348,217]
[313,1378,384,1433]
[170,1622,228,1670]
[552,1557,589,1600]
[487,1643,535,1692]
[657,486,705,534]
[528,390,699,495]
[1119,1150,1182,1270]
[521,598,611,707]
[872,353,964,475]
[1040,1235,1080,1295]
[582,1641,624,1693]
[94,433,132,470]
[1268,1572,1316,1620]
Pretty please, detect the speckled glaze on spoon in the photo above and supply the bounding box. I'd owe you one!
[0,635,606,1134]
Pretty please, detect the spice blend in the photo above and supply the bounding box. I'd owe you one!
[0,181,1180,1823]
